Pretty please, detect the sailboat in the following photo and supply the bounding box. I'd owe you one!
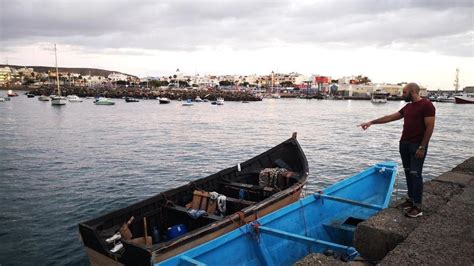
[51,44,67,106]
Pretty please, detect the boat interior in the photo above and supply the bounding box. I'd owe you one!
[98,167,301,251]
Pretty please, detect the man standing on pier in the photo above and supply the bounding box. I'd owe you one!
[359,83,435,218]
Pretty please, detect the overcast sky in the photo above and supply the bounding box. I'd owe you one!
[1,0,473,89]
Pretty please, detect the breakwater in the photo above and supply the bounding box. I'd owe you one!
[24,86,262,102]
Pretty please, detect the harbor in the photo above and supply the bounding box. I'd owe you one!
[0,96,473,265]
[2,1,473,265]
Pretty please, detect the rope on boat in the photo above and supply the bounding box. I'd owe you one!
[249,221,261,242]
[298,194,311,254]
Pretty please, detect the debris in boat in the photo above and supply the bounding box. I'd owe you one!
[110,243,124,253]
[166,224,187,240]
[119,216,134,240]
[187,209,208,219]
[210,191,227,214]
[105,232,121,243]
[258,168,295,187]
[129,217,152,246]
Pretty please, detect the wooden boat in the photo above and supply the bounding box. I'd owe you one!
[79,133,309,265]
[160,161,397,266]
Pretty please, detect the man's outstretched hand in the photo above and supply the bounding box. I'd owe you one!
[358,122,372,130]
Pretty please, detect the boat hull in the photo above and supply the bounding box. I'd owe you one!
[51,96,67,105]
[38,95,50,101]
[79,134,309,265]
[160,162,397,266]
[371,98,387,103]
[455,96,474,104]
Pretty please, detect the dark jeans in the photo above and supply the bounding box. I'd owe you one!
[399,142,427,206]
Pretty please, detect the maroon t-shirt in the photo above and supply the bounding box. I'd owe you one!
[399,99,436,144]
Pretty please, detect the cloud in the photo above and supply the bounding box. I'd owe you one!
[1,0,472,57]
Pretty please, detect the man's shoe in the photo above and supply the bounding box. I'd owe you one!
[405,206,423,218]
[397,198,414,210]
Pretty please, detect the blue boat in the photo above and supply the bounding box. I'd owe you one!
[159,161,397,266]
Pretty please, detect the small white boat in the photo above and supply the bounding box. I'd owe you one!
[0,97,5,102]
[182,99,194,106]
[38,95,50,101]
[94,97,115,105]
[67,95,83,102]
[371,90,388,104]
[51,95,67,105]
[7,90,18,97]
[216,97,224,105]
[158,97,171,104]
[195,96,203,102]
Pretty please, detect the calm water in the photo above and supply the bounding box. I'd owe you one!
[0,94,473,265]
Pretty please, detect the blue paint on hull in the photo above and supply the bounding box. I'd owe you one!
[158,161,397,266]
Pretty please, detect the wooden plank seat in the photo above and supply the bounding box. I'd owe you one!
[218,182,277,193]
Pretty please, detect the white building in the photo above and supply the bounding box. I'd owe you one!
[108,72,128,81]
[0,67,12,85]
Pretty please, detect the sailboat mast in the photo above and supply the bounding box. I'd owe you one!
[55,44,60,96]
[454,68,459,93]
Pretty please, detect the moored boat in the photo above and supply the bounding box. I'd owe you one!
[51,44,67,106]
[160,161,397,266]
[67,95,83,102]
[125,97,139,102]
[371,89,388,103]
[158,97,171,104]
[79,133,309,265]
[38,95,50,101]
[7,90,18,97]
[182,99,194,106]
[51,95,67,105]
[454,94,474,104]
[94,97,115,105]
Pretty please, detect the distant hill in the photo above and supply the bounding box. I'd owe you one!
[0,64,137,78]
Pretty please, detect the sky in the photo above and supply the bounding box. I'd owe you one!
[1,0,473,90]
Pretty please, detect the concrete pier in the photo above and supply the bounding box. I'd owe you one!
[353,157,474,264]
